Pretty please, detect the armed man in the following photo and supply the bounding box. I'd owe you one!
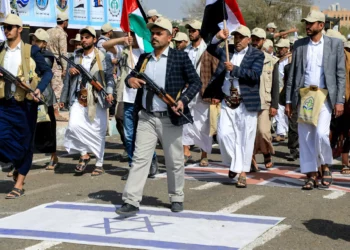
[116,18,201,216]
[61,26,115,177]
[0,14,53,199]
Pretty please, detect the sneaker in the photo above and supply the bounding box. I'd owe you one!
[115,203,139,216]
[148,156,159,178]
[120,150,129,162]
[121,169,129,180]
[171,202,183,212]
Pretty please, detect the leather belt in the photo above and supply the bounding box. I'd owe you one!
[144,109,169,118]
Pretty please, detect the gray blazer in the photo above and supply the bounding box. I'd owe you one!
[60,49,115,108]
[286,36,346,109]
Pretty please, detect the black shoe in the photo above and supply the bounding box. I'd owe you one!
[171,202,183,212]
[286,149,299,161]
[115,203,139,216]
[148,156,159,178]
[120,150,129,162]
[121,169,129,180]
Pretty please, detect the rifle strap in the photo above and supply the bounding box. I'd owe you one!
[140,54,152,73]
[94,48,105,86]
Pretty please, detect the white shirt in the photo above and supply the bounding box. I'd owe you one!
[304,36,325,89]
[4,42,22,92]
[142,47,169,112]
[114,45,142,103]
[81,50,95,71]
[278,57,289,79]
[222,46,249,96]
[185,44,199,66]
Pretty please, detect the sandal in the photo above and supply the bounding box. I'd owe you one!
[5,188,25,199]
[75,157,90,173]
[321,170,333,188]
[45,160,58,170]
[228,170,237,179]
[184,155,192,165]
[250,158,260,172]
[302,177,318,190]
[341,166,350,175]
[236,176,247,188]
[91,166,104,176]
[263,154,274,169]
[199,158,209,167]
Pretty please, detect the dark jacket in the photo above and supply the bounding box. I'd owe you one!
[30,45,53,93]
[125,48,202,126]
[39,49,56,106]
[207,43,264,112]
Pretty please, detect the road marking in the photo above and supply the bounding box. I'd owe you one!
[26,184,66,196]
[75,195,106,203]
[190,182,221,190]
[241,224,291,250]
[24,241,62,250]
[217,195,265,214]
[323,190,346,199]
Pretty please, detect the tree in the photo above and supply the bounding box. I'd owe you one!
[183,0,312,33]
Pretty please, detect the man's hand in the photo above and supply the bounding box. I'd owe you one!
[128,77,145,89]
[216,29,229,40]
[124,36,134,46]
[31,89,41,103]
[224,62,234,72]
[106,94,114,104]
[334,103,344,118]
[285,103,292,118]
[171,100,184,116]
[269,107,277,117]
[69,67,80,76]
[62,70,66,78]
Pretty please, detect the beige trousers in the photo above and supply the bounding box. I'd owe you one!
[122,110,185,207]
[254,109,274,155]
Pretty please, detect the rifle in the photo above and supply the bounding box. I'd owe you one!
[0,66,48,105]
[121,60,192,124]
[59,55,108,98]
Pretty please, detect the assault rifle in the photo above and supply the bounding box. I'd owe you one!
[120,59,192,124]
[59,55,108,98]
[0,66,47,105]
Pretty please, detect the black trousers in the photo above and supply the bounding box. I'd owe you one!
[34,105,57,153]
[288,109,299,150]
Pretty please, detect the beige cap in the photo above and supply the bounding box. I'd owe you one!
[147,9,162,17]
[173,32,189,42]
[101,22,113,33]
[185,20,202,30]
[301,10,325,23]
[251,28,266,39]
[57,12,69,22]
[79,26,96,37]
[1,14,22,27]
[275,38,290,48]
[266,22,277,29]
[147,17,173,34]
[326,29,345,42]
[345,41,350,49]
[29,28,49,42]
[263,39,273,50]
[231,25,251,38]
[69,33,81,45]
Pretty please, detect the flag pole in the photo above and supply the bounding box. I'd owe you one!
[128,32,134,68]
[222,1,229,62]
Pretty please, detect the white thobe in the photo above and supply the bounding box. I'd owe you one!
[276,57,289,136]
[182,41,212,153]
[298,36,332,173]
[217,47,258,173]
[64,50,108,166]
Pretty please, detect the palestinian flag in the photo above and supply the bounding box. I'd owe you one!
[120,0,153,53]
[201,0,245,43]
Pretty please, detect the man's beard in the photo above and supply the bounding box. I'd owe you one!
[83,44,93,50]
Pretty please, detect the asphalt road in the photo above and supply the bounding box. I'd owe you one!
[0,135,349,250]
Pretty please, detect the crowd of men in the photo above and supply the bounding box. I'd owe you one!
[0,8,349,216]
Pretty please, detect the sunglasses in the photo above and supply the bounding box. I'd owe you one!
[3,25,17,31]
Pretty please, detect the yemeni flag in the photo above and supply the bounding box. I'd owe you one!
[120,0,153,53]
[201,0,245,43]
